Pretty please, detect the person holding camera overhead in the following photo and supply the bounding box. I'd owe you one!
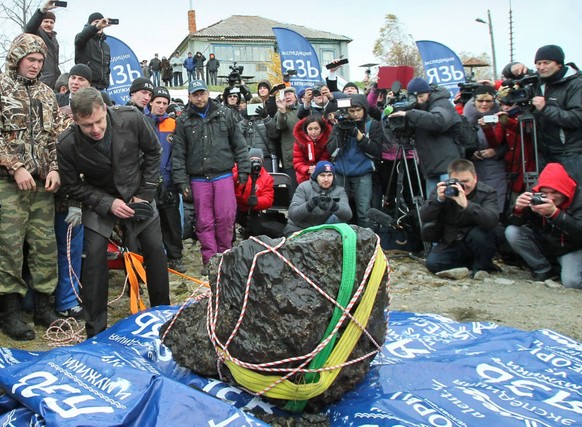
[284,161,351,236]
[505,163,582,288]
[74,12,113,90]
[420,159,499,279]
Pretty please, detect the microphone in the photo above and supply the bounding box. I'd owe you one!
[366,208,394,227]
[383,105,394,117]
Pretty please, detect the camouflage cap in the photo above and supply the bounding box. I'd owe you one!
[6,33,47,72]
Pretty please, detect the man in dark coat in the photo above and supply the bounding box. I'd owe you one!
[74,12,112,90]
[420,159,499,277]
[57,87,170,338]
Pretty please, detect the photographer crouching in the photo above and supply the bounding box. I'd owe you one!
[505,163,582,288]
[420,159,500,278]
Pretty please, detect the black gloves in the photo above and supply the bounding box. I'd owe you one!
[349,125,360,138]
[178,184,193,203]
[238,173,249,185]
[318,194,332,210]
[247,194,258,207]
[307,195,319,212]
[255,106,268,119]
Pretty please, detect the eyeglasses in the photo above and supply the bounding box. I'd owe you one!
[475,99,494,103]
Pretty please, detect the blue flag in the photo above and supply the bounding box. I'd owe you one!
[272,27,322,92]
[416,40,466,99]
[106,36,143,106]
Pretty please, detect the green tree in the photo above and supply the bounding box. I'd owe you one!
[373,14,423,76]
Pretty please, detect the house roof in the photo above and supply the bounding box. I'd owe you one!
[190,15,352,42]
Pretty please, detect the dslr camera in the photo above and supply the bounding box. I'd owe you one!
[311,85,323,97]
[250,158,262,175]
[443,178,465,197]
[530,192,546,205]
[501,74,540,106]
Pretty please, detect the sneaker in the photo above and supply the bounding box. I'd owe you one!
[57,305,84,320]
[168,258,187,273]
[532,269,558,282]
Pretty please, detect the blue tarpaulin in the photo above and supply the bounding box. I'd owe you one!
[0,307,580,426]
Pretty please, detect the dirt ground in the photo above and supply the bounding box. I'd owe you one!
[1,238,580,352]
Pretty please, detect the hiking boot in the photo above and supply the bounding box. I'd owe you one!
[0,293,35,341]
[532,269,558,282]
[33,292,63,328]
[57,305,84,320]
[168,258,187,273]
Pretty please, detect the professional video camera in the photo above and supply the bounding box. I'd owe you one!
[384,81,416,133]
[282,69,298,83]
[501,74,540,106]
[227,61,244,86]
[457,80,481,103]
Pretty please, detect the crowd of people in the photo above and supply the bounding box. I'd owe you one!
[0,0,580,344]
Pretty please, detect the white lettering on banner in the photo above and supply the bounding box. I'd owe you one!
[432,381,485,418]
[62,358,131,401]
[530,348,577,369]
[388,392,456,427]
[242,396,277,414]
[110,64,140,86]
[426,66,464,84]
[128,312,173,362]
[280,50,313,57]
[424,57,456,66]
[505,361,581,391]
[384,339,431,359]
[12,371,115,418]
[281,59,321,80]
[204,380,245,404]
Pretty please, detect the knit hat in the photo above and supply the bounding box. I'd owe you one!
[249,148,264,159]
[342,82,359,93]
[152,86,170,102]
[311,160,335,181]
[257,79,272,91]
[283,86,296,94]
[69,64,92,82]
[88,12,104,24]
[129,77,154,94]
[44,11,56,21]
[474,85,497,97]
[407,77,431,95]
[188,79,208,93]
[534,45,565,65]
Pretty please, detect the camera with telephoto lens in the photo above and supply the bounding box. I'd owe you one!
[501,74,540,106]
[443,178,465,197]
[530,192,546,205]
[250,159,262,175]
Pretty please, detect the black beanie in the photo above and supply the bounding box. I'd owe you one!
[342,82,359,93]
[88,12,104,24]
[152,86,171,102]
[44,11,56,21]
[130,77,154,94]
[69,64,92,82]
[534,45,565,64]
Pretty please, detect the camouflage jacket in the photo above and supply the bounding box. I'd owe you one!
[0,33,65,180]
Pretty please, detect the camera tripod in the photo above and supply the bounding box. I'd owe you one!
[381,137,431,256]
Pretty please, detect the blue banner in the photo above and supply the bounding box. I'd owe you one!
[416,40,466,99]
[106,36,143,106]
[1,309,581,426]
[272,27,322,93]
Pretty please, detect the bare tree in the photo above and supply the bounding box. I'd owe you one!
[373,14,423,76]
[0,0,38,68]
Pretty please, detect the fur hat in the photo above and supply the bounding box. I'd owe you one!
[69,64,92,82]
[129,77,154,94]
[534,45,565,65]
[88,12,104,24]
[311,160,335,181]
[407,77,431,95]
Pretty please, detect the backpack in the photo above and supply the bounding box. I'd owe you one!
[452,115,479,159]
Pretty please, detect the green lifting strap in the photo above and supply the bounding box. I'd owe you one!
[284,223,357,412]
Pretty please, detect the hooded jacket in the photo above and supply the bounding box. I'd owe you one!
[403,85,461,178]
[74,24,111,90]
[534,66,582,156]
[0,33,62,180]
[292,117,332,183]
[510,163,582,256]
[24,8,61,89]
[327,94,382,177]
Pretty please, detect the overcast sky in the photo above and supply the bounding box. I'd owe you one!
[3,0,580,81]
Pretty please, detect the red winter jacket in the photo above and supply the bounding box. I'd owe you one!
[292,117,332,184]
[482,114,535,193]
[232,164,274,213]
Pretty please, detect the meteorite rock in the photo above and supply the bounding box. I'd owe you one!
[161,225,389,412]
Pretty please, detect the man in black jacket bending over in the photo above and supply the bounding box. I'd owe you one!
[57,87,170,338]
[420,159,499,277]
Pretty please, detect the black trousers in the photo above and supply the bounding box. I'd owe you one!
[82,216,170,338]
[425,227,497,274]
[157,193,183,260]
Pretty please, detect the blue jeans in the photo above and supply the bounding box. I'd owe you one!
[151,70,160,86]
[54,212,84,312]
[335,173,373,228]
[505,225,582,288]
